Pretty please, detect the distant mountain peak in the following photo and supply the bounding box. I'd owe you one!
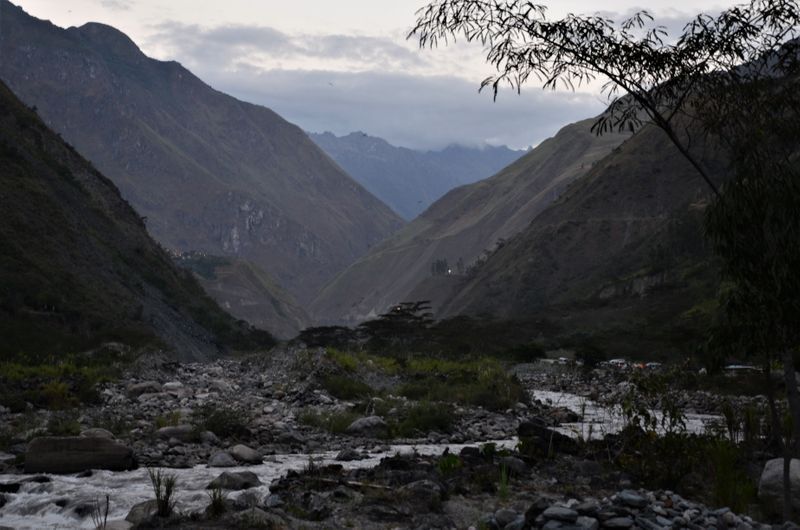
[72,22,144,60]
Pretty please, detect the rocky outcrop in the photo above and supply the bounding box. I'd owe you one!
[208,471,263,490]
[25,436,137,474]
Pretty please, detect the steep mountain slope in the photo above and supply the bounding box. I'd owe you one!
[433,124,726,356]
[174,254,311,339]
[0,1,403,310]
[309,131,524,219]
[0,80,272,360]
[311,119,629,324]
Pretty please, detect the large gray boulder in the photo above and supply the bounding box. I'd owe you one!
[155,425,195,442]
[126,381,162,398]
[125,499,158,525]
[25,436,137,474]
[208,451,237,468]
[207,471,262,490]
[230,444,262,464]
[345,416,389,438]
[758,458,800,516]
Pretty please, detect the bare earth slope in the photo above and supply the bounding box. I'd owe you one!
[0,1,403,311]
[311,119,629,324]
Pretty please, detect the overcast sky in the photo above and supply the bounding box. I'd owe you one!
[16,0,739,150]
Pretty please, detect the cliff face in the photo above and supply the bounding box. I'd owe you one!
[0,1,403,313]
[0,80,271,360]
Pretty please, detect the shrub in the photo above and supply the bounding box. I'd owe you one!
[155,411,182,429]
[147,468,178,517]
[326,348,358,372]
[46,411,81,436]
[191,404,249,439]
[393,401,455,437]
[321,375,374,400]
[206,486,227,518]
[299,409,360,434]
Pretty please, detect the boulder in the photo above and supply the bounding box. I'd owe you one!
[125,499,158,525]
[155,425,195,442]
[517,418,578,456]
[126,381,162,398]
[230,444,262,464]
[758,458,800,516]
[208,452,237,468]
[345,416,389,438]
[398,479,443,512]
[207,471,262,490]
[80,428,115,440]
[335,448,364,461]
[25,436,136,474]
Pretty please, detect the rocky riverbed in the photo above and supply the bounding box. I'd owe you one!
[0,350,793,528]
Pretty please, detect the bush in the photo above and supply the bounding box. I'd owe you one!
[46,411,81,436]
[147,468,178,517]
[191,404,249,439]
[207,486,227,518]
[321,375,374,400]
[392,401,455,437]
[299,409,360,434]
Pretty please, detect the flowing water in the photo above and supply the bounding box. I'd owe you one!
[0,440,517,529]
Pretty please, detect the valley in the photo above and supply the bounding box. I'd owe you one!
[1,0,799,528]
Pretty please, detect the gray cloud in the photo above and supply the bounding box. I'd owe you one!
[100,0,134,11]
[143,21,614,149]
[196,67,605,150]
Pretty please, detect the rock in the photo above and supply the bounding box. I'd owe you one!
[525,496,551,522]
[103,522,133,530]
[517,418,578,455]
[616,490,648,509]
[79,428,115,440]
[398,480,443,511]
[235,507,286,528]
[505,515,526,530]
[155,425,195,442]
[496,508,519,526]
[0,494,6,509]
[230,444,262,464]
[125,499,158,525]
[264,493,284,508]
[577,516,600,530]
[335,448,364,461]
[499,456,529,476]
[208,452,237,467]
[162,381,184,392]
[758,458,800,516]
[345,416,389,438]
[0,483,20,493]
[603,517,634,528]
[208,471,262,490]
[543,506,579,523]
[126,381,162,398]
[200,431,220,445]
[25,436,136,474]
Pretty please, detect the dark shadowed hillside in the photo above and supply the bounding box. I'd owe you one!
[0,81,272,360]
[0,1,403,314]
[432,124,727,357]
[309,131,524,219]
[311,118,629,324]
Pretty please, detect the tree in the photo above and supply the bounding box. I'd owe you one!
[411,0,800,519]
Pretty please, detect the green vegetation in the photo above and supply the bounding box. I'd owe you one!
[147,468,178,518]
[392,401,455,437]
[207,486,228,518]
[46,411,81,436]
[321,375,375,401]
[298,409,361,434]
[155,411,182,429]
[191,403,249,439]
[0,349,132,411]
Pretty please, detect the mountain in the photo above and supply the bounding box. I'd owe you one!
[311,118,630,324]
[0,80,272,360]
[174,253,311,340]
[430,123,726,357]
[0,1,403,318]
[309,131,524,219]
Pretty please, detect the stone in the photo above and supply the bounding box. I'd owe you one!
[525,496,552,522]
[103,522,133,530]
[495,508,518,527]
[543,506,579,523]
[126,381,161,398]
[616,490,648,509]
[577,516,600,530]
[0,494,6,509]
[162,381,184,392]
[200,431,220,445]
[230,444,262,464]
[155,425,194,442]
[25,436,136,474]
[235,507,286,528]
[336,448,364,461]
[505,515,526,530]
[207,471,262,490]
[125,499,158,525]
[79,428,115,439]
[208,452,237,468]
[398,480,443,511]
[499,456,529,476]
[517,418,578,455]
[758,458,800,516]
[264,493,284,508]
[604,517,634,528]
[345,416,389,438]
